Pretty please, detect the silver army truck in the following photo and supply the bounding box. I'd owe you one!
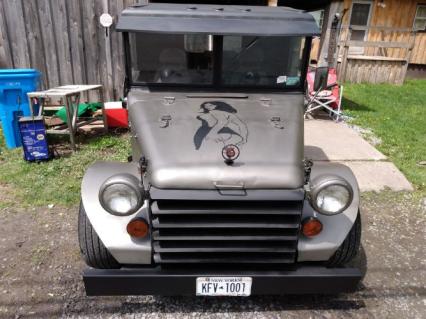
[79,3,363,296]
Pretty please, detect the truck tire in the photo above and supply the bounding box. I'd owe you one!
[326,212,361,267]
[78,201,120,269]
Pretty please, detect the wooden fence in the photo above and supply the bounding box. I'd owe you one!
[0,0,139,100]
[337,26,416,85]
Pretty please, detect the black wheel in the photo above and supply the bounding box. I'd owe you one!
[327,212,361,267]
[78,201,120,269]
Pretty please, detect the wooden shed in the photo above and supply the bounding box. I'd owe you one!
[314,0,426,84]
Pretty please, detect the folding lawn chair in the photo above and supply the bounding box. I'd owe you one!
[304,66,343,121]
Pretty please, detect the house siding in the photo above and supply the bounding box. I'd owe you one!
[341,0,426,65]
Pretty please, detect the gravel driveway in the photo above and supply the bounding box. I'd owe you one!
[0,191,425,319]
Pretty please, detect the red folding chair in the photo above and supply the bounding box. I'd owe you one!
[305,67,343,121]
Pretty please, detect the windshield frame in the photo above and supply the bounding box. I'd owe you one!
[123,32,312,93]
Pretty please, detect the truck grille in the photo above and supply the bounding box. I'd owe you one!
[151,200,302,265]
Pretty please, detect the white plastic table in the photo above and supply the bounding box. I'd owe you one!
[27,85,108,150]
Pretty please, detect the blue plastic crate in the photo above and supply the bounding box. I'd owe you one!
[0,69,41,148]
[18,116,51,162]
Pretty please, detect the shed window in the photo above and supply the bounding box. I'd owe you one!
[350,2,371,27]
[349,1,372,42]
[413,5,426,31]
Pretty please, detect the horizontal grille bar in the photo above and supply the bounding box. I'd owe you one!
[152,219,300,229]
[154,253,296,264]
[153,234,298,242]
[154,241,296,253]
[153,228,299,238]
[151,200,302,265]
[151,201,301,215]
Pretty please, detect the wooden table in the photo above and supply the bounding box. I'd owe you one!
[27,85,108,151]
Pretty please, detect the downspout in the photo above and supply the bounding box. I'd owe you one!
[101,0,113,100]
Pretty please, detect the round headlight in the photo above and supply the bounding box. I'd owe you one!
[309,175,353,215]
[99,174,143,216]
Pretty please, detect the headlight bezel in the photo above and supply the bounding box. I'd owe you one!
[309,175,354,215]
[99,174,143,216]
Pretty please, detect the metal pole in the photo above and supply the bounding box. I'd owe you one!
[65,95,76,151]
[102,0,113,101]
[99,87,108,133]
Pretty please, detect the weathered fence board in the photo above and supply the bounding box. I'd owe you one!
[95,0,109,100]
[37,0,61,88]
[109,0,126,99]
[51,0,74,85]
[67,0,87,85]
[0,1,13,68]
[3,0,30,68]
[82,0,101,89]
[0,0,137,100]
[22,0,48,87]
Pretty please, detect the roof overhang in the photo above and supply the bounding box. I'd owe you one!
[279,0,332,11]
[116,3,320,36]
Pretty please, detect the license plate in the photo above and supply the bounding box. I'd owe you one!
[196,277,252,296]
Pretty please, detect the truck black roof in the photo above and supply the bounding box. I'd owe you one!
[116,3,319,36]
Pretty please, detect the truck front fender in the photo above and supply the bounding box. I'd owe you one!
[298,162,360,262]
[81,161,152,265]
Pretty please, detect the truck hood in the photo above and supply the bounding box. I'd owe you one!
[128,90,304,190]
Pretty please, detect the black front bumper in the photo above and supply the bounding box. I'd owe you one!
[83,266,362,296]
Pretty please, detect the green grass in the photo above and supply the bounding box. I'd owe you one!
[343,80,426,194]
[0,131,130,207]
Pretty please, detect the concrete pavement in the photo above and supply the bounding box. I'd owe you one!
[304,119,413,192]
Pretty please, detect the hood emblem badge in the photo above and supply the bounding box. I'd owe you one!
[163,96,175,105]
[260,97,272,107]
[222,144,240,165]
[270,116,285,129]
[159,115,172,128]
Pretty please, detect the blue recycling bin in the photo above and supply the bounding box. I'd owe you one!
[0,69,41,149]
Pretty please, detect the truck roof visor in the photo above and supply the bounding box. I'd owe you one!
[116,3,320,36]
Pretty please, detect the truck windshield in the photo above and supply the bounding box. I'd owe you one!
[129,33,306,89]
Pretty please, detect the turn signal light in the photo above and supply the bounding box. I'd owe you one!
[302,217,323,238]
[127,218,149,238]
